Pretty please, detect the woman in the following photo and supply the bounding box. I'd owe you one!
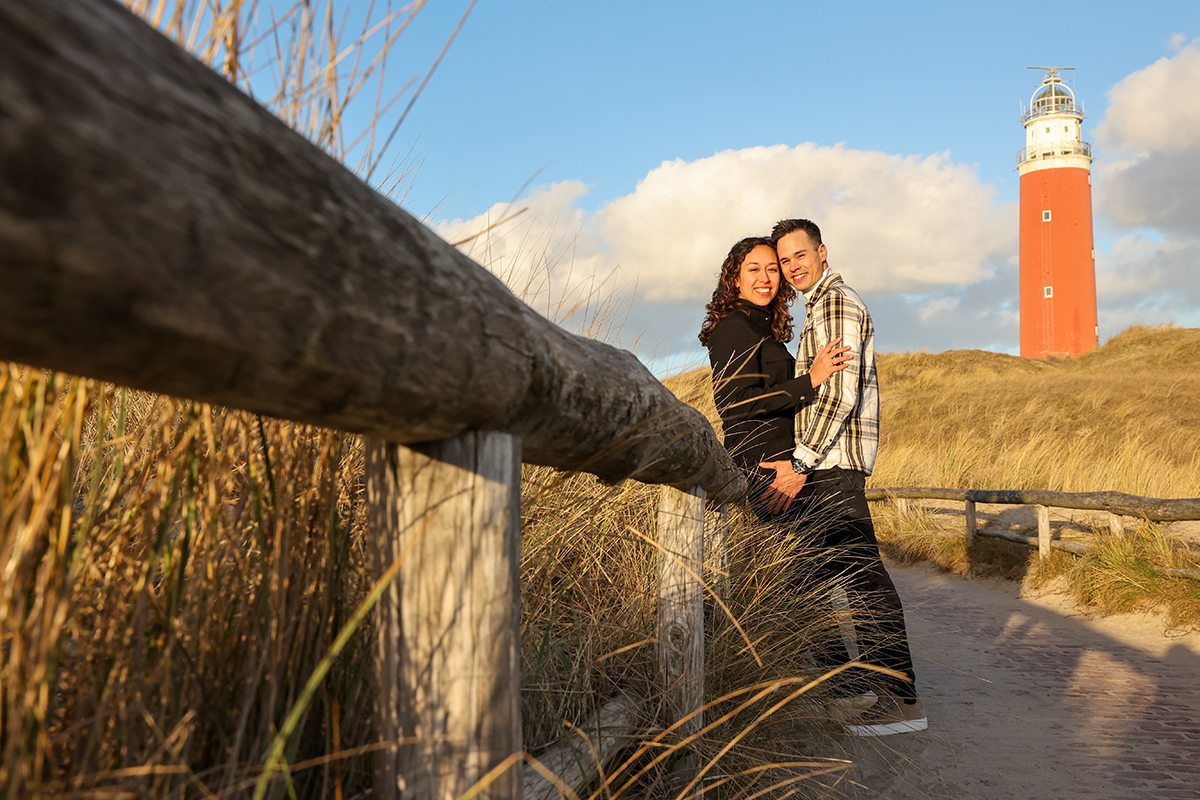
[699,236,850,514]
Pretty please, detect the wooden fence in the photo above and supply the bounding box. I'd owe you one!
[866,487,1200,580]
[0,1,743,797]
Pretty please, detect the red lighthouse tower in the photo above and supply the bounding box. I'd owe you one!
[1018,67,1098,358]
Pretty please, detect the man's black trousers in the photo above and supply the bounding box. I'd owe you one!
[794,466,918,700]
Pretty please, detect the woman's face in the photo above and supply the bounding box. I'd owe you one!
[736,245,781,307]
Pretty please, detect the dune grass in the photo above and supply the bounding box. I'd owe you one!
[1,371,378,798]
[0,364,869,797]
[867,324,1200,627]
[871,324,1200,497]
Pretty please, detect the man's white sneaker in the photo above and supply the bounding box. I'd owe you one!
[824,691,878,722]
[844,695,927,736]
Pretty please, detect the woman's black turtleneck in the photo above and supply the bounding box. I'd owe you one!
[705,300,815,470]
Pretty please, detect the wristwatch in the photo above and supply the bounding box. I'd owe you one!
[791,458,815,476]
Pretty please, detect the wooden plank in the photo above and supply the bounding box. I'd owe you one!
[1109,512,1123,537]
[522,693,645,800]
[1037,505,1051,560]
[704,503,729,602]
[978,528,1090,555]
[1162,568,1200,580]
[0,0,746,505]
[865,487,969,502]
[367,431,522,800]
[964,499,978,548]
[867,487,1200,523]
[656,486,706,736]
[968,489,1200,521]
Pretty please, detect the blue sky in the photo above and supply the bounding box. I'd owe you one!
[385,2,1187,216]
[254,1,1200,370]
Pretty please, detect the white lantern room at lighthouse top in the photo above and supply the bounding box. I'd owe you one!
[1018,67,1092,174]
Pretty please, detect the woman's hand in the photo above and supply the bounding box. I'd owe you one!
[809,338,853,387]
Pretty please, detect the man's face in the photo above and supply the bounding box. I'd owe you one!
[776,230,827,294]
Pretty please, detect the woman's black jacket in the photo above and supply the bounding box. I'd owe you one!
[705,301,814,471]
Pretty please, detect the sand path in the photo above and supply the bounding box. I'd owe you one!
[817,563,1200,799]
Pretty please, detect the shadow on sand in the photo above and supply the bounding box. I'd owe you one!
[803,562,1200,800]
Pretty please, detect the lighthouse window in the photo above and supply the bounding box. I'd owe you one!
[1045,126,1050,133]
[1042,210,1052,222]
[1044,286,1053,298]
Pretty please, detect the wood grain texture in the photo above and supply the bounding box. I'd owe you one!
[1036,505,1051,560]
[0,0,745,504]
[367,432,522,800]
[656,485,705,737]
[521,693,645,800]
[704,504,729,602]
[867,487,1200,522]
[964,499,978,547]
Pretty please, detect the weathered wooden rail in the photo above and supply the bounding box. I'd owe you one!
[0,1,743,797]
[866,487,1200,579]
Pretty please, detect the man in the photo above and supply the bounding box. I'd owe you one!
[759,218,926,737]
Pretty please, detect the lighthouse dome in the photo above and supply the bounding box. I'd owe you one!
[1031,82,1076,115]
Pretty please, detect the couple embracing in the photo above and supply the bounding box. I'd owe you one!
[698,219,927,737]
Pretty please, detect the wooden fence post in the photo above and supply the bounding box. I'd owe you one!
[1036,505,1051,560]
[657,485,706,736]
[367,431,523,800]
[964,499,978,548]
[1108,512,1123,537]
[704,503,730,602]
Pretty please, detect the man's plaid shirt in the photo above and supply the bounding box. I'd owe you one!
[792,272,879,475]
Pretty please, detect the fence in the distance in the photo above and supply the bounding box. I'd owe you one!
[866,487,1200,580]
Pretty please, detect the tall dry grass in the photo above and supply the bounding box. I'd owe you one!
[0,366,862,797]
[866,324,1200,626]
[1,372,376,798]
[871,324,1200,498]
[518,466,861,800]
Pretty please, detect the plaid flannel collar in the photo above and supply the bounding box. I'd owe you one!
[803,270,840,312]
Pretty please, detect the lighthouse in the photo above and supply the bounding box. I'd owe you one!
[1018,67,1098,358]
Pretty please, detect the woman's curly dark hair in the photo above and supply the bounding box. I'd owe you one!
[697,236,796,346]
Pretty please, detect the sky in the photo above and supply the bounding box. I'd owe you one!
[315,0,1200,372]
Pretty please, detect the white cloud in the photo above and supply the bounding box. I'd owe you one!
[433,181,623,336]
[436,143,1017,356]
[919,297,958,325]
[439,141,1013,294]
[1096,235,1200,326]
[1096,234,1162,298]
[867,271,1020,355]
[598,143,1014,301]
[1091,41,1200,335]
[1095,41,1200,157]
[1168,32,1188,52]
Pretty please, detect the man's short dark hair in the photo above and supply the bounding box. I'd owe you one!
[770,218,822,247]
